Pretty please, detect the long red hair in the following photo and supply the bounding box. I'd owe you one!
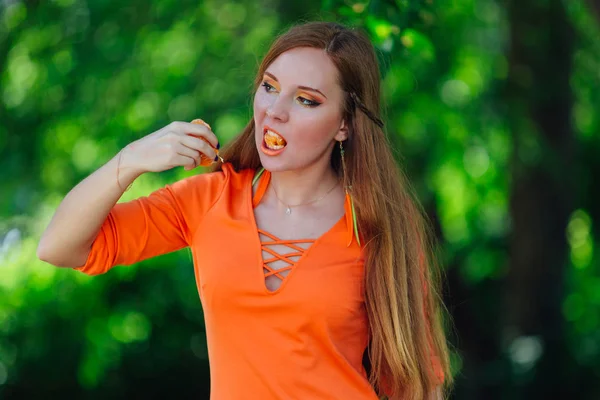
[211,21,453,399]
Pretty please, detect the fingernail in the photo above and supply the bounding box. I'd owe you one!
[214,155,219,161]
[216,142,221,150]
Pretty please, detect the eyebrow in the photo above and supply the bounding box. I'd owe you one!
[264,72,327,99]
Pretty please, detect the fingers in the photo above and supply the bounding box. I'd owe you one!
[182,157,197,171]
[182,157,198,171]
[180,134,218,162]
[173,121,219,149]
[174,142,203,169]
[164,120,221,170]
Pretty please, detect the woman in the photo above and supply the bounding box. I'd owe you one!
[38,21,452,399]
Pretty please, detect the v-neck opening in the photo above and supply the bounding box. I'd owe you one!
[246,168,346,295]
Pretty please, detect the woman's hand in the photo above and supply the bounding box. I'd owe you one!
[120,120,220,176]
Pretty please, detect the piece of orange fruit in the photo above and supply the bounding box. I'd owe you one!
[190,118,222,166]
[264,131,286,148]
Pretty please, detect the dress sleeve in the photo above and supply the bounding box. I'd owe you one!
[73,167,229,276]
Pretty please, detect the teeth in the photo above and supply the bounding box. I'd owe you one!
[264,129,286,150]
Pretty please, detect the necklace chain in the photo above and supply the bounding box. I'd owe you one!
[271,178,340,215]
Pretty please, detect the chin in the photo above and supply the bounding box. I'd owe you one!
[257,155,287,172]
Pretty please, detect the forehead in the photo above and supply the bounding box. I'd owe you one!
[265,47,340,91]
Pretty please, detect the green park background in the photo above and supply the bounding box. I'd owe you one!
[1,0,599,398]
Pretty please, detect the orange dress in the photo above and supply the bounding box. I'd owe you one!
[75,162,442,399]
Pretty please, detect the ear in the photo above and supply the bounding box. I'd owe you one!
[334,118,349,142]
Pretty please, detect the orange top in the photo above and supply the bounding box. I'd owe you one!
[75,162,443,398]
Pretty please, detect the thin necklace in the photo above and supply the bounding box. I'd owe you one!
[270,178,340,215]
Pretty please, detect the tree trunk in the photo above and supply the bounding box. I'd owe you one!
[505,0,575,398]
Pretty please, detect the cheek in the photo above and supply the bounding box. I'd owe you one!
[253,91,269,117]
[253,94,266,143]
[298,110,340,141]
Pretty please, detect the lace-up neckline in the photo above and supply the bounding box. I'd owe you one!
[251,168,346,293]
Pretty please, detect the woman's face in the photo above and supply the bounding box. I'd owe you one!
[253,47,348,172]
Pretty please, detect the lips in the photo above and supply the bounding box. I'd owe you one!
[263,126,287,150]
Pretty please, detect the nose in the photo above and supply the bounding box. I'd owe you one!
[265,97,289,123]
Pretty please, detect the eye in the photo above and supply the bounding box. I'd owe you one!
[298,97,321,107]
[261,82,276,92]
[261,82,320,107]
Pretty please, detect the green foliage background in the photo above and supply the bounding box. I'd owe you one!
[1,0,599,398]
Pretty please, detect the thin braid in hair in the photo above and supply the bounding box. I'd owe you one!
[350,92,384,128]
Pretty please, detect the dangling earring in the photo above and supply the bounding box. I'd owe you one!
[340,140,361,247]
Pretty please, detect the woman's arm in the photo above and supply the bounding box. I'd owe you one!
[36,149,139,267]
[37,121,219,268]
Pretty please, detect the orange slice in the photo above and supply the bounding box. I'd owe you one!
[264,131,286,148]
[190,118,222,166]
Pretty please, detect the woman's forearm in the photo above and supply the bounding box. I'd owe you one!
[37,120,219,268]
[37,148,141,268]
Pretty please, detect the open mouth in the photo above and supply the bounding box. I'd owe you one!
[263,127,287,150]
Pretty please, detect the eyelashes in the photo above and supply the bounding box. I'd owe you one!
[260,82,321,108]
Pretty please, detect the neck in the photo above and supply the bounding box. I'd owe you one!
[269,162,340,207]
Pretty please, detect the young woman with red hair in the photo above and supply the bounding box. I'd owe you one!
[39,21,452,400]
